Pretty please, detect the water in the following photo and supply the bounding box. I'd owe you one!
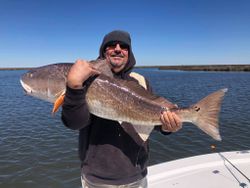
[0,69,250,188]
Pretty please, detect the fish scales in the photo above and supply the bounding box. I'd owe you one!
[86,75,162,125]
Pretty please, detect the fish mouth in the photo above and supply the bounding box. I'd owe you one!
[20,79,32,94]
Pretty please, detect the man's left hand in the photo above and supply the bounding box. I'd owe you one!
[160,111,182,132]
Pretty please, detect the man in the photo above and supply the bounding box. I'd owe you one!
[61,30,182,188]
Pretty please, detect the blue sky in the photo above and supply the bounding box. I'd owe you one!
[1,0,250,68]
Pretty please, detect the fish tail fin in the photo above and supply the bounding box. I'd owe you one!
[186,88,228,141]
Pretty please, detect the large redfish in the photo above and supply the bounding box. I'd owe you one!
[20,59,227,141]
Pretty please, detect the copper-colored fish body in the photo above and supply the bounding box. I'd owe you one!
[20,59,227,141]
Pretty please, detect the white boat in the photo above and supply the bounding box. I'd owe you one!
[148,150,250,188]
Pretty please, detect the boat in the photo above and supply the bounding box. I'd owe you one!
[148,150,250,188]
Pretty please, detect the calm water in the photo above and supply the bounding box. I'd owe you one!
[0,69,250,188]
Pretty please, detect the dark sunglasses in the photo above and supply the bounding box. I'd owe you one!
[105,41,129,50]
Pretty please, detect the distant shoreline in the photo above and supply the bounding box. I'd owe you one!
[0,67,33,70]
[137,64,250,72]
[1,64,250,71]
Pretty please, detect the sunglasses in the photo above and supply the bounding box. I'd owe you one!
[105,41,129,51]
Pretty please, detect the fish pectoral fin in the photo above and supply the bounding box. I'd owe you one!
[52,93,65,115]
[132,125,154,141]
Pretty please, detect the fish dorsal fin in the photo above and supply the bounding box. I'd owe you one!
[89,59,114,78]
[126,72,176,109]
[129,72,147,89]
[153,97,178,109]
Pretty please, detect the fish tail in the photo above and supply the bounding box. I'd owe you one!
[179,88,228,141]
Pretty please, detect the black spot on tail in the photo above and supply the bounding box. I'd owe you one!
[194,106,200,112]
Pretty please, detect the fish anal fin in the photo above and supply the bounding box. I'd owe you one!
[132,125,154,141]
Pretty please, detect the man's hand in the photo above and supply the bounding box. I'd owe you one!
[160,111,182,132]
[67,59,101,89]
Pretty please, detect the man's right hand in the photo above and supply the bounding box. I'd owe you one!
[67,59,101,89]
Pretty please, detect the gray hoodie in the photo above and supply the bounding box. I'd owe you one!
[62,30,149,185]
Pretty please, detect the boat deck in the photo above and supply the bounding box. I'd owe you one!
[148,150,250,188]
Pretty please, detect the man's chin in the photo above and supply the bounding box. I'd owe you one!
[110,60,124,68]
[112,66,124,73]
[110,62,126,73]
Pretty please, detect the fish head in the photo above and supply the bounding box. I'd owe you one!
[20,65,68,103]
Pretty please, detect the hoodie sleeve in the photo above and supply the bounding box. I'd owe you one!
[61,85,91,130]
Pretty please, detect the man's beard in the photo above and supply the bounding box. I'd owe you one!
[109,54,125,68]
[109,59,125,68]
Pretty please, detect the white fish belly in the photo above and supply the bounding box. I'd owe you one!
[87,99,159,126]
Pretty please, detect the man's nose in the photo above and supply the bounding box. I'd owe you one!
[114,44,122,51]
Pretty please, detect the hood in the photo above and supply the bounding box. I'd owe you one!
[98,30,136,77]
